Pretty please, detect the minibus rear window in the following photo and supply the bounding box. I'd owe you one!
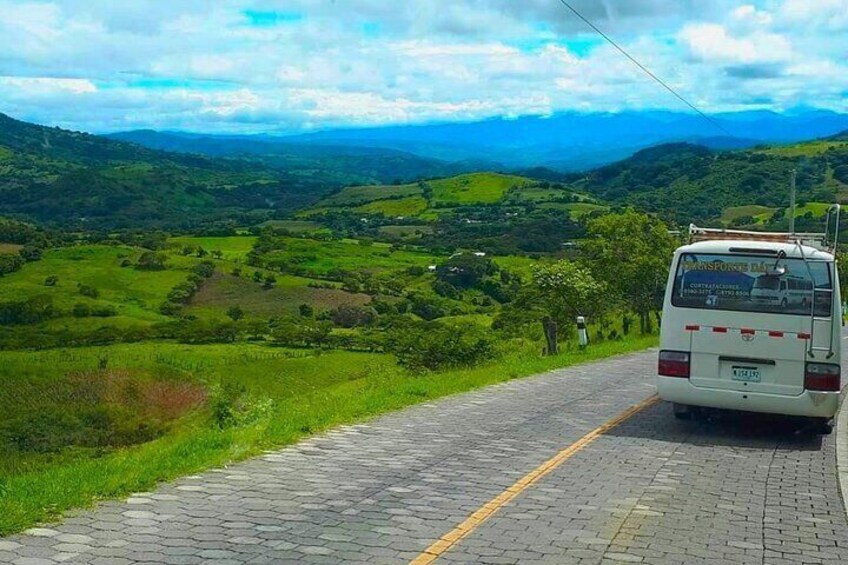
[671,253,832,316]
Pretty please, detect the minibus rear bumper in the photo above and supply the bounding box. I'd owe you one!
[656,377,840,418]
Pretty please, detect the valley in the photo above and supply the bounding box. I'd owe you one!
[1,111,847,536]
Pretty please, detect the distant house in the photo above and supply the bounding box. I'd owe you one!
[473,252,486,257]
[427,265,437,272]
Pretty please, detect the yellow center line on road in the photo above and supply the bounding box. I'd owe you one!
[409,394,661,565]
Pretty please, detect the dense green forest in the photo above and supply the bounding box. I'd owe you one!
[567,138,848,223]
[1,113,431,229]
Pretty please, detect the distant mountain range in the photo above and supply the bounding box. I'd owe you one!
[108,109,848,172]
[2,109,847,229]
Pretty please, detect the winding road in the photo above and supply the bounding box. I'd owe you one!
[3,344,848,564]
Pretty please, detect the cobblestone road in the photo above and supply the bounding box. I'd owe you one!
[3,347,848,564]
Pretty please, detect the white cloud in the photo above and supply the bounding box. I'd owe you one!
[679,23,792,64]
[0,0,846,132]
[0,76,98,94]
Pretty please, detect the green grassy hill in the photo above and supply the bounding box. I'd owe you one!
[302,172,592,221]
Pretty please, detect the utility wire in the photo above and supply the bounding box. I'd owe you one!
[556,0,733,137]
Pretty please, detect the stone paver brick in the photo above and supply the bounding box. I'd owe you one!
[1,347,848,564]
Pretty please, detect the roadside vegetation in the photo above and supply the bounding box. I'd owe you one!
[0,207,670,535]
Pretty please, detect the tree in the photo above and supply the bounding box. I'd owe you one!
[211,250,224,259]
[386,320,495,370]
[263,273,276,289]
[526,260,607,355]
[226,305,244,321]
[44,275,58,286]
[329,304,376,328]
[582,210,677,333]
[436,253,495,289]
[136,251,167,270]
[192,260,215,278]
[271,318,331,348]
[298,303,314,318]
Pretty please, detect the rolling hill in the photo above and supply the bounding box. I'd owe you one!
[564,138,848,223]
[0,113,338,228]
[300,172,601,223]
[106,130,491,185]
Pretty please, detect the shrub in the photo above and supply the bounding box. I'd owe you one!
[136,251,167,270]
[19,245,43,261]
[91,304,117,317]
[0,253,24,276]
[78,284,99,299]
[387,321,496,371]
[329,304,377,328]
[0,296,56,325]
[409,294,449,321]
[192,260,215,278]
[72,303,91,317]
[159,301,182,316]
[298,303,314,318]
[271,318,332,347]
[44,275,59,286]
[226,305,244,321]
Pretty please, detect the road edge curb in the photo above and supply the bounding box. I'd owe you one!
[837,398,848,520]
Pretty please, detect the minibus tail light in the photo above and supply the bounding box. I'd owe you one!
[804,363,840,392]
[658,350,690,378]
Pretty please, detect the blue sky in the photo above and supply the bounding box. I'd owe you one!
[0,0,846,133]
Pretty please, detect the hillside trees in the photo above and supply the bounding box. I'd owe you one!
[436,253,495,289]
[582,210,677,333]
[834,165,848,184]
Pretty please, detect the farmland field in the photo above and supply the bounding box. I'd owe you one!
[720,204,776,224]
[0,245,190,320]
[755,140,848,157]
[168,236,257,260]
[320,183,422,207]
[431,172,534,206]
[0,243,23,253]
[355,196,428,217]
[260,236,443,275]
[186,272,371,319]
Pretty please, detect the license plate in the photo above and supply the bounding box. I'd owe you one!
[732,366,761,382]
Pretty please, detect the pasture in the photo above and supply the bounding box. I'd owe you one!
[260,236,442,276]
[168,235,257,260]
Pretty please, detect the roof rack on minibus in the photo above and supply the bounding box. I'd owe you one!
[688,204,841,255]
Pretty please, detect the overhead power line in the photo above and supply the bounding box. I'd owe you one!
[556,0,733,137]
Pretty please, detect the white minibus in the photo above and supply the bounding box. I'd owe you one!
[657,220,843,432]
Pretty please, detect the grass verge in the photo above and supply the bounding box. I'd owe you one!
[0,335,656,535]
